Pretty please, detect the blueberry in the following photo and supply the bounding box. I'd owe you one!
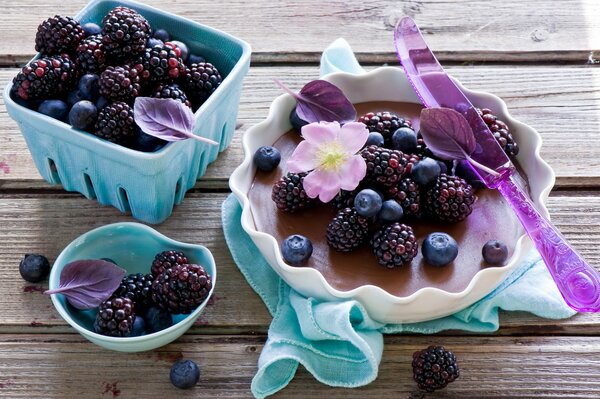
[96,96,109,110]
[454,160,485,189]
[147,37,164,48]
[38,100,69,122]
[422,232,459,267]
[128,132,168,152]
[67,90,87,106]
[169,40,189,62]
[19,254,50,283]
[130,317,145,337]
[354,189,383,217]
[170,359,200,389]
[391,127,417,153]
[378,200,404,223]
[188,54,206,65]
[281,235,313,265]
[253,146,281,172]
[365,132,384,147]
[153,29,170,42]
[290,108,308,132]
[78,74,100,101]
[82,22,101,37]
[482,240,508,265]
[411,157,441,186]
[69,100,98,131]
[144,306,173,333]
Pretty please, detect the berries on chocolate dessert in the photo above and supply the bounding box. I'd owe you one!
[98,65,141,102]
[477,108,519,157]
[182,62,222,104]
[370,222,418,268]
[151,263,212,314]
[360,145,419,188]
[113,273,154,311]
[387,177,420,218]
[482,239,509,265]
[94,297,136,337]
[93,101,137,144]
[281,234,313,265]
[35,15,85,55]
[12,55,79,100]
[151,250,189,277]
[271,172,312,213]
[422,232,459,267]
[358,111,412,146]
[76,35,107,74]
[412,346,460,392]
[326,207,369,252]
[151,83,191,107]
[423,174,476,223]
[101,6,151,60]
[133,43,185,83]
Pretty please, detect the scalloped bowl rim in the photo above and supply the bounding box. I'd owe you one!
[230,66,554,322]
[49,222,217,345]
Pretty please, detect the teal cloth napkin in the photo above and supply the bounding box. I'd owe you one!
[223,39,576,398]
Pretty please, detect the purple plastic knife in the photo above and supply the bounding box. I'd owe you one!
[394,16,600,312]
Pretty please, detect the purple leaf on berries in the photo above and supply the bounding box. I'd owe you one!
[44,260,126,310]
[419,107,476,161]
[133,97,218,145]
[274,79,356,124]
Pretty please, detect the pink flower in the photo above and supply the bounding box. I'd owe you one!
[287,121,368,203]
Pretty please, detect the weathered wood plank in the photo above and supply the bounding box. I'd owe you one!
[1,192,599,335]
[2,65,600,189]
[0,0,599,64]
[0,334,598,398]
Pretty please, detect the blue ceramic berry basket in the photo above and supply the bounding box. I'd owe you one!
[3,0,251,224]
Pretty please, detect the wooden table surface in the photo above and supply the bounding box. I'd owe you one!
[1,1,600,397]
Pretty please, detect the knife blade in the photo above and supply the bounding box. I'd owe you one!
[393,16,600,312]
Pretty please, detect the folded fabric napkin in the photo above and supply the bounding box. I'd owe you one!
[222,39,576,399]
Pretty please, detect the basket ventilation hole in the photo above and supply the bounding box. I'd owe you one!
[47,158,61,185]
[117,187,131,213]
[82,173,96,199]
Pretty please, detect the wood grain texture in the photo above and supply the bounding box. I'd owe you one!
[1,192,599,335]
[3,65,600,189]
[1,0,599,64]
[0,334,598,398]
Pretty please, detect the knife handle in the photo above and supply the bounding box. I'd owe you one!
[497,176,600,312]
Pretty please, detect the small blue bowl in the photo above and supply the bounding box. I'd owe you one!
[48,222,217,352]
[4,0,251,224]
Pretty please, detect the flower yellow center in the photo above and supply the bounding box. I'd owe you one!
[317,141,346,172]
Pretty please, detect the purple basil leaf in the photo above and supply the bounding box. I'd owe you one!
[133,97,218,145]
[44,260,126,310]
[419,107,477,161]
[274,79,356,124]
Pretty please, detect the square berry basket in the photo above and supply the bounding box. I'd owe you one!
[3,0,251,224]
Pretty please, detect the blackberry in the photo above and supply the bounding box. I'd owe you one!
[101,6,151,60]
[93,297,136,337]
[271,172,312,213]
[151,83,191,107]
[133,43,185,83]
[151,250,189,277]
[370,223,418,268]
[98,65,141,103]
[387,177,420,217]
[415,133,434,159]
[182,62,222,104]
[93,101,137,144]
[358,112,412,146]
[412,346,460,392]
[35,15,85,55]
[76,35,107,74]
[12,55,78,100]
[332,188,361,210]
[113,273,154,311]
[360,145,419,188]
[151,264,212,314]
[478,108,519,157]
[424,174,476,223]
[326,208,369,252]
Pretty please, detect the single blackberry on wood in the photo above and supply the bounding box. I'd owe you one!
[412,346,460,392]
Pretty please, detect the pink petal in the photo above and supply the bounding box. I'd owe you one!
[338,155,367,191]
[338,122,369,154]
[287,140,321,173]
[303,168,342,203]
[301,121,339,146]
